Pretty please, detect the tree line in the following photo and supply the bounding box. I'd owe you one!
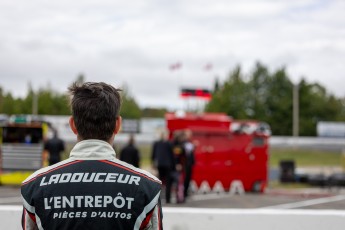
[205,62,345,136]
[0,79,166,119]
[0,63,344,136]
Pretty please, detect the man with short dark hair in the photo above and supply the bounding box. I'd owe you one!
[21,82,163,230]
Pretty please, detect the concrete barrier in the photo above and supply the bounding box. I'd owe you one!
[2,206,345,230]
[0,206,22,230]
[163,208,345,230]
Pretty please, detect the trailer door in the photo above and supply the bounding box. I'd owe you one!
[192,131,234,190]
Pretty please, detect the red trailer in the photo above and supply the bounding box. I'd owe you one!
[166,112,270,193]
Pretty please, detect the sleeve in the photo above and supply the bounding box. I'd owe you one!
[22,207,38,230]
[140,200,163,230]
[150,201,163,230]
[21,178,39,230]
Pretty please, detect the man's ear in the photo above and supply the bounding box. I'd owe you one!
[114,116,122,134]
[69,116,78,135]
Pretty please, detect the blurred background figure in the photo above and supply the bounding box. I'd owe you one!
[172,130,187,203]
[120,134,140,168]
[183,129,195,199]
[44,129,65,166]
[151,131,176,204]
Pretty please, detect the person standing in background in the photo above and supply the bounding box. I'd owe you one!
[44,129,65,165]
[171,131,186,203]
[120,134,140,168]
[183,129,195,199]
[152,132,176,204]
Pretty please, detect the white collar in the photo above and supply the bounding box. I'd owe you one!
[69,139,116,160]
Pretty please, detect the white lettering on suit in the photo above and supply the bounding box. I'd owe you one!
[44,194,135,210]
[40,173,141,186]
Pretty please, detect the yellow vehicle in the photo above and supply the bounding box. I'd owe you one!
[0,115,49,185]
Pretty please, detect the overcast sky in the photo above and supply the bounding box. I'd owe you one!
[0,0,344,110]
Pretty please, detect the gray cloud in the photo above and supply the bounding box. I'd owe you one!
[0,0,344,109]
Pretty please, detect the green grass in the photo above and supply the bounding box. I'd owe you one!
[140,146,344,169]
[269,148,343,168]
[64,142,344,169]
[269,180,314,189]
[269,148,344,189]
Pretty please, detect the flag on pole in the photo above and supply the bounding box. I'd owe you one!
[169,62,182,71]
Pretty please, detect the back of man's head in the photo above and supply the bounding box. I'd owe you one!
[68,82,122,141]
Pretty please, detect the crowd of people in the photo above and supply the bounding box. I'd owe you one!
[151,129,195,204]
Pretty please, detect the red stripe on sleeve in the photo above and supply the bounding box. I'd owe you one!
[28,211,36,223]
[139,208,154,230]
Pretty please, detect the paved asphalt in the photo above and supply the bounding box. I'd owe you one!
[2,185,345,210]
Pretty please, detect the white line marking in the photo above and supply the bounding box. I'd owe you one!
[260,194,345,209]
[162,207,345,216]
[189,193,232,201]
[1,205,345,217]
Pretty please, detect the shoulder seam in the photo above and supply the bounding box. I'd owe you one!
[21,160,82,185]
[99,160,162,184]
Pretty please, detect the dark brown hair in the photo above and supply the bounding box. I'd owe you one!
[68,82,122,141]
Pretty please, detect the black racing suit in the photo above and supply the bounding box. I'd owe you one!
[21,140,163,230]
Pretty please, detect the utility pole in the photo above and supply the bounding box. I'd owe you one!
[293,83,299,137]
